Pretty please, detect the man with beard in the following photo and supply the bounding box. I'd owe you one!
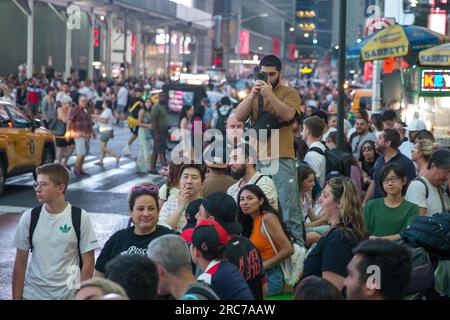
[344,239,412,300]
[235,55,303,246]
[227,146,278,210]
[363,129,416,205]
[350,116,376,158]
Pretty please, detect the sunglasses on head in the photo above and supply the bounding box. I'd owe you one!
[131,184,159,193]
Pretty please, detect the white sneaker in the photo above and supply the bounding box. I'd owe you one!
[122,145,132,156]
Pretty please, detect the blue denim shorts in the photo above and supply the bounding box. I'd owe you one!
[266,265,285,296]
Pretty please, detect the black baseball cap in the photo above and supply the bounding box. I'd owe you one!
[201,192,242,235]
[182,198,202,231]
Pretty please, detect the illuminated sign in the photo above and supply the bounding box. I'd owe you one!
[419,69,450,97]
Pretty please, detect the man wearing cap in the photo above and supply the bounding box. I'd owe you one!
[195,192,267,300]
[184,220,255,300]
[399,114,427,159]
[202,145,236,197]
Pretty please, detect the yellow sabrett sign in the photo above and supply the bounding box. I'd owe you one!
[419,43,450,67]
[362,25,409,61]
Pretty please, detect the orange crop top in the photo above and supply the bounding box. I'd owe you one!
[250,213,281,261]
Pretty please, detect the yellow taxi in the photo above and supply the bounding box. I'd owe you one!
[0,102,55,196]
[351,89,373,113]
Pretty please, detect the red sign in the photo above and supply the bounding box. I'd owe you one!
[240,31,250,55]
[93,28,99,47]
[364,61,373,81]
[272,37,280,56]
[131,33,136,56]
[288,44,296,60]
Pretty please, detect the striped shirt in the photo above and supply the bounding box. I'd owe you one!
[227,172,278,210]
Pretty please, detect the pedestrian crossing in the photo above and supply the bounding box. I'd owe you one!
[5,155,167,194]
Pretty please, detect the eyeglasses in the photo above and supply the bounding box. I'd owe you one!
[33,181,50,190]
[382,176,402,184]
[131,184,159,193]
[362,146,374,152]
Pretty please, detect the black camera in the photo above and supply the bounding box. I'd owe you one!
[258,72,268,83]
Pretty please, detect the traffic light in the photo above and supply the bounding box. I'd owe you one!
[214,15,222,50]
[312,32,318,45]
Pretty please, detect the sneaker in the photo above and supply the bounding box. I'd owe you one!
[73,168,82,177]
[79,170,90,176]
[122,145,132,156]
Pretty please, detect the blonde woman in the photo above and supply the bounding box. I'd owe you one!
[411,139,438,176]
[136,98,153,173]
[300,176,366,292]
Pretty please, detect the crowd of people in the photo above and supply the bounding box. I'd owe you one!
[5,54,450,301]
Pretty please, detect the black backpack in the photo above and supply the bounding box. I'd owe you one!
[309,143,353,177]
[395,240,435,296]
[400,212,450,259]
[215,107,233,136]
[29,205,83,268]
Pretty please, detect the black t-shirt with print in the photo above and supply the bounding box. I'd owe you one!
[225,236,266,300]
[95,225,175,273]
[301,226,362,280]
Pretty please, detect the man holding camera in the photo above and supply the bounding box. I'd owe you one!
[235,55,304,247]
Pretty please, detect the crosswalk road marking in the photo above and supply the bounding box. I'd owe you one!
[3,156,167,194]
[65,162,136,189]
[107,175,165,193]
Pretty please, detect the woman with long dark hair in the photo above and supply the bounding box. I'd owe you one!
[359,140,379,191]
[237,184,294,296]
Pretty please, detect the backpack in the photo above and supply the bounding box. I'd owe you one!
[127,100,142,129]
[182,282,220,300]
[395,240,435,296]
[29,205,83,269]
[215,106,232,136]
[308,143,353,177]
[400,212,450,259]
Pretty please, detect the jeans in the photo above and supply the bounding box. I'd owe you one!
[267,265,285,296]
[258,158,306,247]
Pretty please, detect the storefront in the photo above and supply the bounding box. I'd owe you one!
[417,68,450,147]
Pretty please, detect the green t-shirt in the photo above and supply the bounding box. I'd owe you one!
[364,198,419,237]
[150,102,169,132]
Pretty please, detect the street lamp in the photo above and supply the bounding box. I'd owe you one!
[237,12,269,79]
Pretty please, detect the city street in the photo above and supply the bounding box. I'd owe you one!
[0,125,167,299]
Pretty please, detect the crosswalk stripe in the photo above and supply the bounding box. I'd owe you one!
[106,175,165,193]
[81,156,121,170]
[69,162,136,189]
